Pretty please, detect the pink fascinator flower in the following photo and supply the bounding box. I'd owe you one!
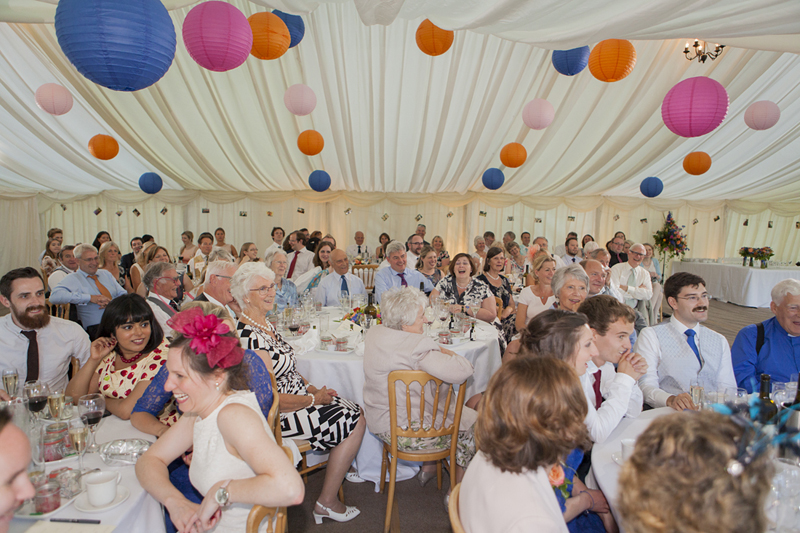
[167,308,244,369]
[526,243,540,261]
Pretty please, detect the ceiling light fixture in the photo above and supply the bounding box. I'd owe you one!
[684,39,725,63]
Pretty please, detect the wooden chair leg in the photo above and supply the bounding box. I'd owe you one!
[384,455,398,533]
[301,454,308,484]
[436,460,443,490]
[379,448,388,494]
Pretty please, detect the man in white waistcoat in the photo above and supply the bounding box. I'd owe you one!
[634,272,736,410]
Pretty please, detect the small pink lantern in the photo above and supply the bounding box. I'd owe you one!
[522,99,555,130]
[744,100,780,130]
[35,83,73,116]
[182,1,252,72]
[661,77,729,138]
[284,84,317,116]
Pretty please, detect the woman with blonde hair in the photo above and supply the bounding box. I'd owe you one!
[515,252,557,332]
[178,231,197,264]
[459,357,591,532]
[98,241,133,292]
[416,245,443,286]
[470,236,487,272]
[618,410,773,533]
[431,235,450,270]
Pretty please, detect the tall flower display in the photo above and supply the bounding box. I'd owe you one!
[653,212,689,275]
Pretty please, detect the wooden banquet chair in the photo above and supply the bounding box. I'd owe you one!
[47,300,70,320]
[352,264,378,290]
[380,370,467,533]
[494,297,503,318]
[245,445,293,533]
[448,483,466,533]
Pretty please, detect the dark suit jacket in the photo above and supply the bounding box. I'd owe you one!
[120,253,135,282]
[609,252,628,267]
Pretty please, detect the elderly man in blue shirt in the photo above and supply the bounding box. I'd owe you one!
[49,243,127,337]
[732,279,800,392]
[315,249,366,307]
[374,241,433,304]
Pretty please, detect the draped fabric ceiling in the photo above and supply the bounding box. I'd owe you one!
[0,0,799,275]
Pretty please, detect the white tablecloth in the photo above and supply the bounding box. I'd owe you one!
[671,261,800,308]
[294,319,502,490]
[591,407,673,527]
[11,416,166,533]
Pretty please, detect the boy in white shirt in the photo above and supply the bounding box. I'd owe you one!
[577,295,647,443]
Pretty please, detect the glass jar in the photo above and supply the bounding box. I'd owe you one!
[335,338,349,352]
[35,482,61,514]
[320,335,333,349]
[438,331,452,345]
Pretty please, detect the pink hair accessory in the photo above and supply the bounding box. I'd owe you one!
[167,307,244,369]
[526,243,541,261]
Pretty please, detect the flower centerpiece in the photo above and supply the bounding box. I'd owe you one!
[341,306,381,325]
[739,247,757,267]
[754,247,774,269]
[653,212,690,276]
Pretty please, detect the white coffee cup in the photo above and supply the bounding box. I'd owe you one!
[621,438,636,461]
[84,471,120,507]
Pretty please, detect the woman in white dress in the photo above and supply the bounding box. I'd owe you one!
[516,252,557,333]
[136,308,303,533]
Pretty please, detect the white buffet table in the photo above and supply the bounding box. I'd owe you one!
[11,416,165,533]
[293,318,502,490]
[671,261,800,308]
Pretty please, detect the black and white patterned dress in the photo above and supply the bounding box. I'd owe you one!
[434,275,507,354]
[236,321,361,451]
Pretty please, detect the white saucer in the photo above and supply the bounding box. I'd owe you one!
[45,454,79,467]
[74,486,129,513]
[611,452,624,466]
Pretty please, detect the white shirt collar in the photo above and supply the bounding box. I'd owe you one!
[670,315,699,335]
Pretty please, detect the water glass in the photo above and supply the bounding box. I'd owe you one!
[318,312,329,335]
[339,291,351,312]
[2,368,19,397]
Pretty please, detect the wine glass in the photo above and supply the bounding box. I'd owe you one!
[68,416,89,473]
[78,393,105,453]
[287,307,301,337]
[467,302,480,319]
[2,368,19,397]
[47,389,65,421]
[423,305,435,336]
[437,304,450,328]
[24,381,49,421]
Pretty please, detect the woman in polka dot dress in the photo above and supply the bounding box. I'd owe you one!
[67,294,174,422]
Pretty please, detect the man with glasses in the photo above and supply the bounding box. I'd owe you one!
[634,272,735,410]
[49,243,127,337]
[608,236,628,267]
[732,279,800,392]
[142,262,181,338]
[191,261,239,318]
[609,243,653,323]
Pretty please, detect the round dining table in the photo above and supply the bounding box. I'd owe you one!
[11,415,165,533]
[292,312,503,490]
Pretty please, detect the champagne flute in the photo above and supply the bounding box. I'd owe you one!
[68,416,90,474]
[78,393,105,453]
[2,368,18,397]
[24,381,49,421]
[47,390,65,420]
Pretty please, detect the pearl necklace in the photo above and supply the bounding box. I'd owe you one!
[456,279,471,290]
[484,271,500,281]
[240,312,272,336]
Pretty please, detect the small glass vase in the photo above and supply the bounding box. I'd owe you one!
[761,260,768,269]
[743,257,747,267]
[749,257,754,268]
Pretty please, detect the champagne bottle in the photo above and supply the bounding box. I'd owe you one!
[757,373,778,424]
[364,293,378,321]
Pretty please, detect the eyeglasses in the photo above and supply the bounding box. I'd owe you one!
[629,251,645,258]
[156,276,181,285]
[250,284,277,296]
[676,293,711,304]
[214,275,232,280]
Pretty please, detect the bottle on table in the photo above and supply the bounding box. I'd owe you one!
[523,265,530,287]
[757,373,778,425]
[363,293,378,329]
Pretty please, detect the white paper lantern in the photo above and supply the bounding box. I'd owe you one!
[35,83,74,116]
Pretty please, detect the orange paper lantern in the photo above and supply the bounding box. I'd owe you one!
[500,142,527,168]
[298,130,324,156]
[249,12,290,60]
[683,151,712,175]
[416,19,454,56]
[588,39,636,82]
[88,134,119,160]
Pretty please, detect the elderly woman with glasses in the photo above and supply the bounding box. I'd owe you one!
[231,262,365,524]
[265,249,298,313]
[551,264,590,313]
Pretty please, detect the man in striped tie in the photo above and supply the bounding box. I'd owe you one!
[49,243,127,338]
[373,241,432,304]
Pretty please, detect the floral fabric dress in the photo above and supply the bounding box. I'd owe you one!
[96,338,176,425]
[554,449,605,533]
[436,250,450,268]
[434,275,507,353]
[476,273,517,344]
[236,321,361,451]
[304,268,329,294]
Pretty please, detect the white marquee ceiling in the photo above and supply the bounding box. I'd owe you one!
[0,0,798,203]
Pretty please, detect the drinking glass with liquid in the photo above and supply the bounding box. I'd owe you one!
[690,379,704,410]
[2,368,18,397]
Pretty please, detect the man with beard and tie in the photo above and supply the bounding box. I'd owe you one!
[0,268,90,398]
[635,272,736,411]
[577,296,646,443]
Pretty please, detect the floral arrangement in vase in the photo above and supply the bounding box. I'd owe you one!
[653,212,690,274]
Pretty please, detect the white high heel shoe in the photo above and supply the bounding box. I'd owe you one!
[313,501,360,524]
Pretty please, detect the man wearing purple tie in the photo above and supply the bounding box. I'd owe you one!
[374,241,432,304]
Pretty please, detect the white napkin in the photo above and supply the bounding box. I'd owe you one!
[289,327,320,355]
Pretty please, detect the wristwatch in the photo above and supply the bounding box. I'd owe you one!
[215,480,232,507]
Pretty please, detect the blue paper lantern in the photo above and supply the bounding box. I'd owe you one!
[272,10,305,48]
[139,172,163,194]
[482,168,505,190]
[640,177,663,198]
[55,0,176,92]
[309,170,331,192]
[551,46,590,76]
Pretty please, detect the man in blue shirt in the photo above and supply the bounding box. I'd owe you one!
[49,243,127,337]
[374,241,433,304]
[315,249,366,307]
[732,279,800,392]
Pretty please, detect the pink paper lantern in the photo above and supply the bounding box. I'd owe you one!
[744,100,780,130]
[522,99,555,130]
[182,1,252,72]
[35,83,73,116]
[661,77,729,138]
[284,84,317,116]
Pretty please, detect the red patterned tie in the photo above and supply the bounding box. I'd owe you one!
[287,253,299,279]
[592,370,603,409]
